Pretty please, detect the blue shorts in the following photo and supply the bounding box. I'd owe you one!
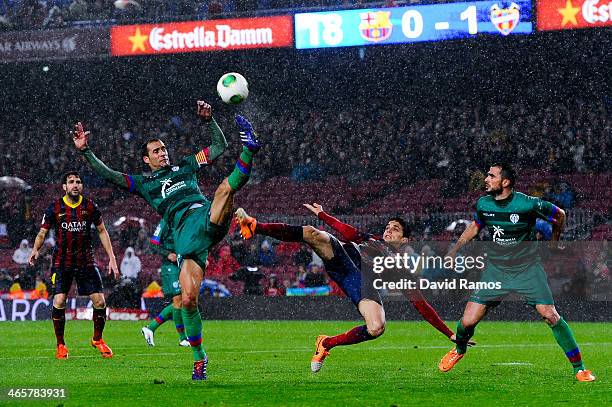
[323,235,382,307]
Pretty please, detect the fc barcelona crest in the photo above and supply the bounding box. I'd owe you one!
[510,213,519,224]
[359,11,393,42]
[490,3,521,36]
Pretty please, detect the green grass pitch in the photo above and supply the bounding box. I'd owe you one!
[0,320,608,406]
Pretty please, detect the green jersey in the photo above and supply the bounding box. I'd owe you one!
[79,118,227,230]
[474,191,559,267]
[150,218,174,258]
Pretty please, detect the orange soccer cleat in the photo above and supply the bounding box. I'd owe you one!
[438,348,464,372]
[576,369,596,382]
[90,338,113,358]
[235,208,257,240]
[55,344,69,359]
[310,335,330,373]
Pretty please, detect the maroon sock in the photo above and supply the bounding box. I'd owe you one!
[322,325,375,350]
[52,306,66,346]
[411,300,454,338]
[256,223,303,242]
[93,307,106,341]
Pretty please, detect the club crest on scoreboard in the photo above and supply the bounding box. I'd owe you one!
[490,2,521,36]
[359,11,393,42]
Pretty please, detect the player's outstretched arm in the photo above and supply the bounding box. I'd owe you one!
[550,207,566,242]
[28,227,49,266]
[303,203,366,243]
[447,221,481,258]
[71,122,132,190]
[196,101,228,163]
[96,222,119,279]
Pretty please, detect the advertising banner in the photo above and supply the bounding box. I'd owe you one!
[111,15,294,56]
[0,27,109,62]
[537,0,612,30]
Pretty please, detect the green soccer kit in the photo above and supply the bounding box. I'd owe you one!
[150,219,181,297]
[80,118,229,270]
[470,191,559,305]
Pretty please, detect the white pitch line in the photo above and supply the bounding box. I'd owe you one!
[0,342,609,361]
[492,362,534,366]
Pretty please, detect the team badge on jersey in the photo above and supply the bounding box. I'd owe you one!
[510,214,519,224]
[172,166,179,172]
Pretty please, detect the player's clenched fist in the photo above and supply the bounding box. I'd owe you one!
[196,100,212,121]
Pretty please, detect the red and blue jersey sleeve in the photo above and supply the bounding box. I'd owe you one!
[41,202,56,230]
[89,199,103,226]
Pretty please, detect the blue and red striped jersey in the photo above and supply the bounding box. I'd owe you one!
[41,195,103,269]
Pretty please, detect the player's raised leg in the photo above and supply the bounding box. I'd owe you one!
[52,293,68,359]
[209,115,261,228]
[89,292,113,358]
[535,304,595,382]
[439,301,487,372]
[142,303,174,347]
[179,259,208,380]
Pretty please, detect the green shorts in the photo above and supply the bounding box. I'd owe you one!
[161,261,181,297]
[173,204,230,270]
[469,261,554,306]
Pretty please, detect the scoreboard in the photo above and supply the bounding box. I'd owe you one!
[295,0,533,49]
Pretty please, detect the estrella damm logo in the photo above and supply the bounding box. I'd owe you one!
[359,11,393,42]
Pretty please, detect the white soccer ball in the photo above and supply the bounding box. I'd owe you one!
[217,72,249,105]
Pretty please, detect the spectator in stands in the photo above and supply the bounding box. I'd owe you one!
[68,0,89,20]
[264,274,285,297]
[304,264,326,288]
[133,228,149,255]
[0,268,12,292]
[258,239,276,267]
[42,5,66,28]
[12,239,31,265]
[120,246,141,281]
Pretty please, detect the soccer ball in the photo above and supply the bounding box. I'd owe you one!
[217,72,249,105]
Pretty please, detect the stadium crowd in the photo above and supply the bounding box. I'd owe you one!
[0,98,609,300]
[0,0,400,31]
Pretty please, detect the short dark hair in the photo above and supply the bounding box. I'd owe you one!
[61,171,81,185]
[491,162,516,188]
[141,138,163,159]
[388,216,410,238]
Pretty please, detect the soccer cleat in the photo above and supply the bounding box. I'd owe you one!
[192,356,208,380]
[235,115,261,152]
[576,369,596,382]
[311,335,330,373]
[235,208,257,240]
[141,327,155,347]
[438,348,464,372]
[179,339,190,347]
[90,338,113,358]
[55,344,69,359]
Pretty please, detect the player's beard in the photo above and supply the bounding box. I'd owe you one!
[486,185,503,196]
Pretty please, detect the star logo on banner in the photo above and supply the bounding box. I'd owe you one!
[557,0,580,26]
[128,27,148,52]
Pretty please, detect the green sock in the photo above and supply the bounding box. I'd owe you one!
[147,304,173,332]
[551,318,585,373]
[455,319,475,354]
[172,307,187,341]
[227,147,254,191]
[182,307,206,361]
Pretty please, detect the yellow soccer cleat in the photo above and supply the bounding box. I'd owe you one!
[576,369,596,382]
[91,338,113,359]
[311,335,330,373]
[235,208,257,240]
[438,348,464,372]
